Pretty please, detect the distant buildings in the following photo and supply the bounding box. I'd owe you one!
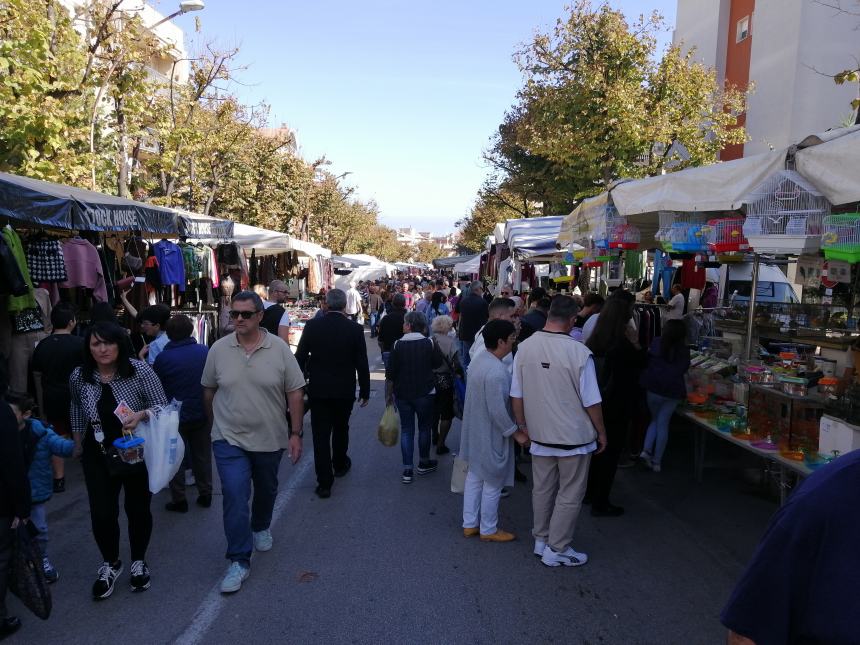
[396,228,459,255]
[673,0,859,160]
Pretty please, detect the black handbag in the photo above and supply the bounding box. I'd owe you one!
[9,523,52,620]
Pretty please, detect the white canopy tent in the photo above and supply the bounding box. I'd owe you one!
[795,126,860,207]
[453,253,481,275]
[504,216,566,260]
[194,221,331,258]
[333,253,395,289]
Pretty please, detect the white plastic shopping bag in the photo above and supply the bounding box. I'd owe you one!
[450,456,468,494]
[136,400,184,494]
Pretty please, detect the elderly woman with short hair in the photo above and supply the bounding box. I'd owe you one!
[430,315,460,455]
[385,312,442,484]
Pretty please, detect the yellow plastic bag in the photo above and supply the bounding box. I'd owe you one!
[377,405,400,447]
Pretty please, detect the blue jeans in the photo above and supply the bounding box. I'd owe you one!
[381,352,391,371]
[643,392,681,466]
[459,340,473,372]
[213,440,284,565]
[30,502,48,560]
[398,394,435,468]
[369,311,380,337]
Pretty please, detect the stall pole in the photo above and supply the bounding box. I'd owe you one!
[744,254,761,360]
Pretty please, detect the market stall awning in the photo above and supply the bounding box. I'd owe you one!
[558,192,610,249]
[610,148,788,216]
[453,254,481,274]
[433,255,474,269]
[0,172,183,233]
[795,126,860,207]
[288,236,331,258]
[175,210,235,239]
[504,216,565,260]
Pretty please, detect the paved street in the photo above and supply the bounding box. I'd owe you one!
[6,336,776,645]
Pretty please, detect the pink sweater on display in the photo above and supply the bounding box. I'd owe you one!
[61,238,108,302]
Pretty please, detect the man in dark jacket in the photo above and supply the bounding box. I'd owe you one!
[518,297,551,343]
[295,289,371,499]
[153,315,212,512]
[260,280,290,343]
[378,293,407,369]
[455,281,489,370]
[0,400,30,639]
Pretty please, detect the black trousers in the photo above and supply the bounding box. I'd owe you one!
[0,518,12,619]
[310,398,355,488]
[82,435,152,562]
[168,420,213,503]
[586,407,629,508]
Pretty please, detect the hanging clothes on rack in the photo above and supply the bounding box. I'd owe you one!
[26,237,67,283]
[0,231,28,297]
[153,239,186,292]
[60,236,108,303]
[2,225,37,311]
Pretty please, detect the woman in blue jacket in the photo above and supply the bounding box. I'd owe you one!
[638,320,690,473]
[6,392,74,583]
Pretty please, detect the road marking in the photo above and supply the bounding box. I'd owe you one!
[173,456,314,645]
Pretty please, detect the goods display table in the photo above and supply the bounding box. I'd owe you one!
[679,410,813,504]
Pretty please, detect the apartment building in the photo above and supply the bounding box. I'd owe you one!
[674,0,859,159]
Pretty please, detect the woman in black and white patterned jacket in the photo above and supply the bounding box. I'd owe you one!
[70,322,167,600]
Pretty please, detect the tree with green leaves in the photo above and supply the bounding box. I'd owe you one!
[513,1,747,188]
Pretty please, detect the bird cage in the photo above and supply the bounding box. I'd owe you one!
[742,170,830,254]
[608,217,641,250]
[655,212,676,251]
[705,217,748,253]
[821,213,860,263]
[669,213,709,253]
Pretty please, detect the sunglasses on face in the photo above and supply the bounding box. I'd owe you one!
[229,310,258,320]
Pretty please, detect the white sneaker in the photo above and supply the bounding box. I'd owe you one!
[541,546,589,568]
[533,539,547,557]
[253,529,273,552]
[651,463,662,473]
[638,451,653,466]
[220,562,249,594]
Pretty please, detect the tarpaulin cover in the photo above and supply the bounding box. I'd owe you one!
[177,210,235,239]
[795,126,860,207]
[453,254,481,274]
[504,216,565,259]
[0,172,182,233]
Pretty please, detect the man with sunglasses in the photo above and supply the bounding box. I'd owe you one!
[201,291,306,595]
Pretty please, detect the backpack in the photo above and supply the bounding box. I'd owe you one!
[260,304,286,335]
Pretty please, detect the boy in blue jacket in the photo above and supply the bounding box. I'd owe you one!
[6,392,74,583]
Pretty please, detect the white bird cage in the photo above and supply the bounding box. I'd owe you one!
[655,211,675,251]
[742,170,830,254]
[821,213,860,263]
[705,217,748,253]
[608,216,641,250]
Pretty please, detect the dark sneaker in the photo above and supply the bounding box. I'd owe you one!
[0,616,21,639]
[165,500,188,513]
[436,444,450,455]
[196,494,212,508]
[130,560,151,592]
[52,477,66,493]
[416,460,438,475]
[92,561,123,600]
[42,557,59,584]
[401,469,414,484]
[315,485,331,499]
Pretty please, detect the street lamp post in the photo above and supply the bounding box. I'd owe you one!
[148,0,205,29]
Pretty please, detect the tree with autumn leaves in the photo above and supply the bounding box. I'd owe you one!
[457,1,748,253]
[0,0,411,262]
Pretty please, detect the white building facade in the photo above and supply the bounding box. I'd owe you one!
[674,0,859,159]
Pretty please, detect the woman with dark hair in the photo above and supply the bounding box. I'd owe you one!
[639,319,690,472]
[426,290,449,325]
[70,322,167,600]
[585,293,646,517]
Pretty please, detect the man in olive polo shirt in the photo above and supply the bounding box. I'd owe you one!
[202,291,306,594]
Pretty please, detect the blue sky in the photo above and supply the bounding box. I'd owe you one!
[168,1,677,234]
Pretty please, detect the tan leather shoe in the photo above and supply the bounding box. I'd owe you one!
[463,527,479,538]
[480,529,516,542]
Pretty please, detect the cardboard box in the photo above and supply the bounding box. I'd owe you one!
[819,415,860,457]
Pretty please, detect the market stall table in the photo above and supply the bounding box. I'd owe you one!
[679,409,812,505]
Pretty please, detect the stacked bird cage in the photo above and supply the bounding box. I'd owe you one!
[742,170,830,255]
[705,217,748,253]
[654,212,676,252]
[668,213,709,253]
[608,216,641,250]
[821,213,860,263]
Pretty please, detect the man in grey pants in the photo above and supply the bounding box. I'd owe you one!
[510,296,607,568]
